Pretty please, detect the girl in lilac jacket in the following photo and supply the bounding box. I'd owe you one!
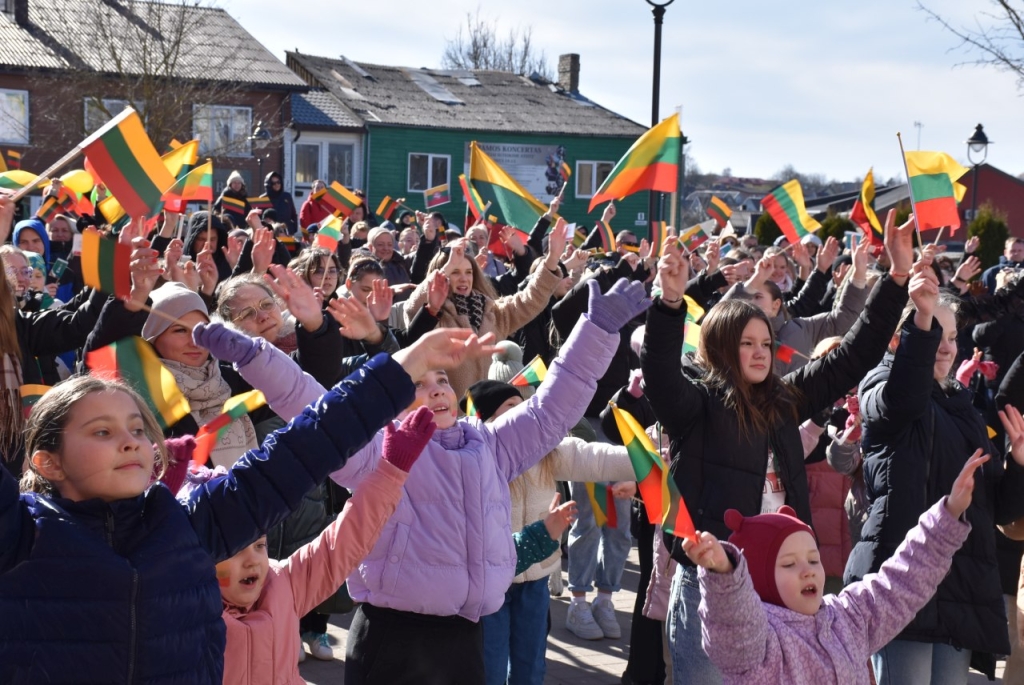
[681,451,988,685]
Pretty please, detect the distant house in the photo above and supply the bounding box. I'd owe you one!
[284,51,651,232]
[0,0,306,203]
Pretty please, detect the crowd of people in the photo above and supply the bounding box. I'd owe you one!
[1,171,1024,685]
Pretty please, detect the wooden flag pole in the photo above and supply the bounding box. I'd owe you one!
[8,146,84,202]
[896,132,923,245]
[932,225,945,247]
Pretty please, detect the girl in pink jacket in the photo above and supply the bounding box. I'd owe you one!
[216,407,437,685]
[682,450,987,685]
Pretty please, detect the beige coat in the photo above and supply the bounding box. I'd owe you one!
[403,266,562,399]
[510,437,634,582]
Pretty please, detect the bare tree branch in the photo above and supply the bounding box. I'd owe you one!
[440,8,554,80]
[918,0,1024,89]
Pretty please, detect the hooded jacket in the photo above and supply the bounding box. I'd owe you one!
[182,212,232,282]
[0,354,414,684]
[264,173,297,234]
[331,316,618,621]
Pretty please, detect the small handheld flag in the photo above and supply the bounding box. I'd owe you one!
[424,183,450,209]
[81,228,132,298]
[762,180,821,245]
[585,482,618,528]
[508,356,548,388]
[559,161,572,182]
[19,384,51,418]
[375,195,398,221]
[315,215,344,251]
[849,168,884,246]
[707,196,732,229]
[192,390,267,465]
[321,182,361,217]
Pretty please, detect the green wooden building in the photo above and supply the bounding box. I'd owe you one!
[283,51,650,233]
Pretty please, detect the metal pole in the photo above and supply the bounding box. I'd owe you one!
[971,163,979,223]
[647,2,670,236]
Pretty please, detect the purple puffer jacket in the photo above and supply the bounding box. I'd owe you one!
[698,499,970,685]
[331,316,617,621]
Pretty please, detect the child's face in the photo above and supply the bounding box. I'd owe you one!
[486,395,523,422]
[216,536,270,608]
[30,268,46,292]
[774,531,825,616]
[414,369,458,429]
[738,318,773,384]
[37,390,156,502]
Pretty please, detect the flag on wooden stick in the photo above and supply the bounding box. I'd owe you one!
[192,390,266,465]
[585,482,618,527]
[81,228,132,298]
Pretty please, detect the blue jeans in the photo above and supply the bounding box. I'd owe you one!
[668,564,721,685]
[481,578,550,685]
[872,639,971,685]
[567,481,632,593]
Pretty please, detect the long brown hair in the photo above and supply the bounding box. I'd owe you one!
[697,300,799,436]
[0,252,23,461]
[22,376,169,495]
[428,248,498,301]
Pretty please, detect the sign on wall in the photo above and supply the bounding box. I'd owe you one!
[463,141,568,200]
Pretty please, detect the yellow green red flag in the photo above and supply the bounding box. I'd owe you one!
[612,405,668,525]
[193,390,267,465]
[682,295,704,356]
[161,160,213,211]
[707,196,732,228]
[315,215,344,251]
[904,151,969,231]
[509,356,547,388]
[761,180,821,245]
[468,141,549,230]
[585,482,617,527]
[850,168,884,246]
[588,113,680,212]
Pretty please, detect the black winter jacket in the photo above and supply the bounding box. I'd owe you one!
[845,319,1024,670]
[642,275,909,565]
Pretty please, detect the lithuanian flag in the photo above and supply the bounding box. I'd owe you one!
[468,141,549,231]
[161,139,199,180]
[585,482,617,528]
[612,405,668,525]
[459,173,487,220]
[85,336,191,430]
[81,228,132,298]
[588,113,680,212]
[375,195,398,221]
[248,196,273,212]
[81,108,175,219]
[315,215,344,251]
[559,161,572,182]
[424,183,450,209]
[904,151,969,231]
[37,188,78,222]
[762,180,821,245]
[221,195,246,217]
[0,151,6,173]
[19,384,51,419]
[161,160,213,211]
[707,196,732,229]
[650,220,667,257]
[850,168,884,246]
[596,220,616,252]
[774,342,800,364]
[677,220,714,253]
[465,391,477,418]
[682,295,704,356]
[321,182,361,217]
[509,356,547,388]
[0,170,39,191]
[193,390,267,465]
[6,150,21,170]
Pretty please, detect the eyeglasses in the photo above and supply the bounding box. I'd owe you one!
[5,267,33,278]
[313,267,339,277]
[231,298,277,324]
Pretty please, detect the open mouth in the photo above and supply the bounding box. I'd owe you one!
[801,584,818,597]
[239,575,259,587]
[431,403,450,413]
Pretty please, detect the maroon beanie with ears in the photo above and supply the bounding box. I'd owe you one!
[724,506,815,608]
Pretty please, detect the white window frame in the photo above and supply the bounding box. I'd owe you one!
[192,104,252,157]
[575,160,615,199]
[0,89,29,145]
[83,98,143,135]
[407,152,450,193]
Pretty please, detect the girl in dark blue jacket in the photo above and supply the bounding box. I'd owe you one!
[0,321,495,684]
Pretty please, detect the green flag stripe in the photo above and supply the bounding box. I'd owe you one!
[97,238,118,294]
[115,341,165,429]
[625,436,656,481]
[909,173,955,203]
[103,126,162,209]
[769,188,808,235]
[472,179,544,230]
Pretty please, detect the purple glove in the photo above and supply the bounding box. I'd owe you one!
[382,406,437,473]
[587,278,652,334]
[191,322,261,366]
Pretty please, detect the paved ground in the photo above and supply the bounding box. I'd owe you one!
[298,547,1007,684]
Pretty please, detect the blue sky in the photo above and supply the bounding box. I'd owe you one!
[225,0,1022,182]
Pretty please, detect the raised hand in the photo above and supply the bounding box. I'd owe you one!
[705,239,721,274]
[426,269,449,315]
[543,492,578,542]
[546,219,569,269]
[264,263,323,331]
[118,215,144,246]
[611,481,637,500]
[251,226,276,276]
[367,278,394,322]
[852,235,870,283]
[817,236,840,272]
[655,252,690,308]
[562,245,589,275]
[221,233,245,271]
[965,235,980,254]
[909,261,941,331]
[884,210,916,283]
[681,530,732,573]
[381,405,437,472]
[474,249,489,270]
[391,328,501,382]
[790,240,811,273]
[999,405,1024,466]
[245,209,263,231]
[748,255,774,288]
[196,248,218,296]
[326,296,385,343]
[164,238,185,283]
[125,237,162,312]
[587,278,652,333]
[945,449,991,518]
[192,321,261,366]
[180,261,201,292]
[601,201,616,225]
[638,238,652,261]
[547,193,562,218]
[954,256,982,289]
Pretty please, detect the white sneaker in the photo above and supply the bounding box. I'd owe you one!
[548,569,564,596]
[565,600,604,640]
[301,631,334,661]
[591,597,621,639]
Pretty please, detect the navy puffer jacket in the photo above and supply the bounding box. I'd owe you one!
[0,354,413,684]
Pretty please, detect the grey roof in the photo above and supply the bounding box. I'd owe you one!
[286,51,646,137]
[291,91,364,131]
[0,1,304,88]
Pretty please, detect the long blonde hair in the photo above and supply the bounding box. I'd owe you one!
[427,248,498,301]
[21,376,169,495]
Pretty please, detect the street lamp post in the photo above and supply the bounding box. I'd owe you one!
[965,123,990,223]
[249,121,272,187]
[646,0,674,235]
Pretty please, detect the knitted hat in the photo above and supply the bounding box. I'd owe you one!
[488,340,536,400]
[460,380,521,421]
[142,282,209,341]
[724,505,815,608]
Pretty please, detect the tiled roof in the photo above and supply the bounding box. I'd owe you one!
[286,51,646,138]
[0,1,304,88]
[291,91,364,130]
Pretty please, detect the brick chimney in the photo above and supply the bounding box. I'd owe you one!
[558,54,579,94]
[13,0,29,26]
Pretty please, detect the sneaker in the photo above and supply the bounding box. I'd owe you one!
[301,631,334,661]
[548,569,564,596]
[565,600,604,640]
[591,597,621,639]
